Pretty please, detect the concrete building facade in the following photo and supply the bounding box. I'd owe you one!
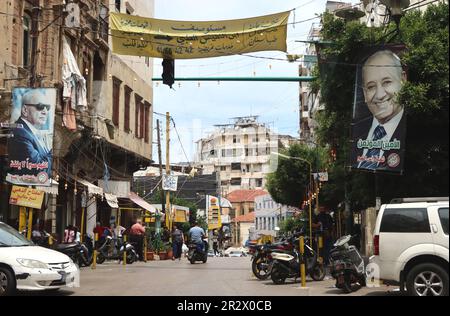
[0,0,154,239]
[254,194,298,238]
[195,116,297,196]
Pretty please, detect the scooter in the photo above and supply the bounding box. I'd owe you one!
[270,237,325,284]
[329,235,367,293]
[187,240,208,264]
[32,230,93,267]
[251,237,295,280]
[96,235,138,264]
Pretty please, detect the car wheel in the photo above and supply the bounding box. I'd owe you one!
[406,263,449,296]
[0,267,16,296]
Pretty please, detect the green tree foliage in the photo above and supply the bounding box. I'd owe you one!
[266,144,329,207]
[315,3,449,209]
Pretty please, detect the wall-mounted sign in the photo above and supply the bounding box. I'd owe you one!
[162,174,178,191]
[9,185,44,209]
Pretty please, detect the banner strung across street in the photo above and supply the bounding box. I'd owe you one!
[110,11,289,59]
[349,46,407,174]
[6,88,56,186]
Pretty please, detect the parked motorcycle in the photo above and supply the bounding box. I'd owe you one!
[251,238,295,280]
[270,237,325,284]
[96,235,138,264]
[329,235,367,293]
[31,230,93,267]
[188,241,208,264]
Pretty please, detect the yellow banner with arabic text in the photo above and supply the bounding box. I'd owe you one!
[110,11,289,59]
[9,185,45,209]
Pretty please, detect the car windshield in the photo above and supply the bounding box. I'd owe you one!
[0,222,33,247]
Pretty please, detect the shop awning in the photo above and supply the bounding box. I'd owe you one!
[77,179,103,196]
[104,193,119,208]
[128,191,157,213]
[36,180,59,195]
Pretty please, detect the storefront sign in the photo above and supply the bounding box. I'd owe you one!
[9,185,45,209]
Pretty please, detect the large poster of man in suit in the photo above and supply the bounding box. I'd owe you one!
[6,88,56,186]
[350,46,407,174]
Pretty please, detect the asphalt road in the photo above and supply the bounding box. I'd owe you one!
[18,256,401,296]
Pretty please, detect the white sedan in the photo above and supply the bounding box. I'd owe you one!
[0,222,79,296]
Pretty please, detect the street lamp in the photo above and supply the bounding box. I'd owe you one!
[380,0,410,27]
[271,152,313,246]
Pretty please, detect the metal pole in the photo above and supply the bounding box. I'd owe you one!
[80,207,85,243]
[123,234,127,266]
[166,112,171,236]
[299,236,306,288]
[92,233,98,269]
[309,164,313,247]
[156,119,164,234]
[27,208,33,241]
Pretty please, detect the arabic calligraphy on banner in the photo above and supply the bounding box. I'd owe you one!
[110,11,289,59]
[9,185,45,209]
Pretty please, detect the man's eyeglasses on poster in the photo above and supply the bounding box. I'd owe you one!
[24,103,51,111]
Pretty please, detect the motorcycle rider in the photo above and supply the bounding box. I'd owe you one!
[188,222,206,253]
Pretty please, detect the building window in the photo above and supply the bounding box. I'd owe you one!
[144,101,151,143]
[220,166,226,171]
[233,135,237,143]
[112,77,121,126]
[221,149,226,157]
[124,86,132,132]
[231,163,241,171]
[245,147,249,157]
[232,148,237,157]
[22,13,31,67]
[115,0,121,12]
[230,178,241,186]
[134,94,143,138]
[222,135,226,144]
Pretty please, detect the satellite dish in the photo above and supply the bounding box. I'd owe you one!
[335,6,366,21]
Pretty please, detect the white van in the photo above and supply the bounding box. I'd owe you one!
[0,222,79,296]
[369,197,449,296]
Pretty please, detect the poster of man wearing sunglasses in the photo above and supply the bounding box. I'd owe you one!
[6,88,56,186]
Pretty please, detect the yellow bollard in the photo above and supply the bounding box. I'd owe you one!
[318,236,323,265]
[92,233,98,269]
[123,235,127,266]
[299,236,306,288]
[27,208,33,241]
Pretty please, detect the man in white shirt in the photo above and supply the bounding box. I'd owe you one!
[352,49,407,172]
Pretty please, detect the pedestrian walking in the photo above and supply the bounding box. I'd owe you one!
[171,224,184,260]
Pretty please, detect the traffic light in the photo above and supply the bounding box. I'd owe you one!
[162,58,175,88]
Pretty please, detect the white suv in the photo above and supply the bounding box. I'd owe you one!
[370,197,449,296]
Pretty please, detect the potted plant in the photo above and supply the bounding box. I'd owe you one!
[152,233,165,260]
[165,242,173,259]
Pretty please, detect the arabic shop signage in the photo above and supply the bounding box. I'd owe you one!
[9,185,45,209]
[110,11,289,59]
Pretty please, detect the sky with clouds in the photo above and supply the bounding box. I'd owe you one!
[151,0,359,164]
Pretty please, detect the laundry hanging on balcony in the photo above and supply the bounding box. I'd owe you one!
[62,36,87,112]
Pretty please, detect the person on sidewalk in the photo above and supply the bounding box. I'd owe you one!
[129,219,145,261]
[171,224,184,260]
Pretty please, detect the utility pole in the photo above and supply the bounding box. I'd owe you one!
[165,112,171,233]
[29,6,41,87]
[156,119,164,234]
